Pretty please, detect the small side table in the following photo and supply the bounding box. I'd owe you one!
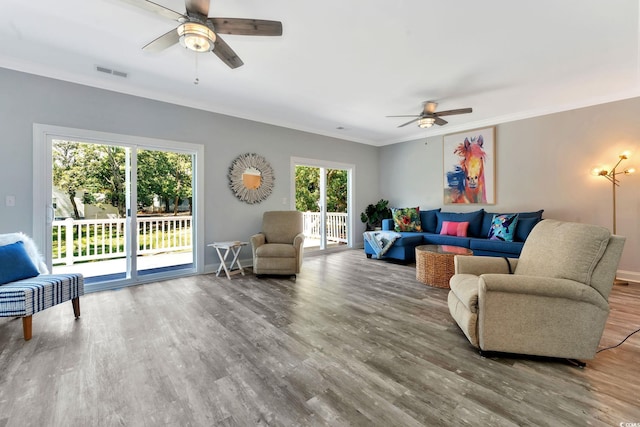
[208,241,248,280]
[415,244,473,288]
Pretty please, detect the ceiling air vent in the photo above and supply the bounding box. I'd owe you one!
[95,65,128,78]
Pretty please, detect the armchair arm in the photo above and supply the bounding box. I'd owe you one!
[250,233,265,258]
[293,232,305,273]
[455,256,518,276]
[479,274,608,310]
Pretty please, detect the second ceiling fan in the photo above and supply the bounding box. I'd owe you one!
[387,101,472,128]
[121,0,283,69]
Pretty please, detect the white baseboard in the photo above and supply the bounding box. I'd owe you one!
[616,270,640,284]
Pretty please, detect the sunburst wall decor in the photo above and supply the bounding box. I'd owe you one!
[228,153,275,204]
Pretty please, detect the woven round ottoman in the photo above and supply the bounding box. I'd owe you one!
[415,245,473,288]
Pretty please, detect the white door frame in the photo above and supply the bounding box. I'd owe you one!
[290,157,355,250]
[33,124,205,291]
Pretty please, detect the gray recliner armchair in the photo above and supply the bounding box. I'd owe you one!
[251,211,305,277]
[448,219,625,362]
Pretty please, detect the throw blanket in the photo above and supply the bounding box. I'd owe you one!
[363,231,401,259]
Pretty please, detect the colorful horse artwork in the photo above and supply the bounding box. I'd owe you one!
[446,135,488,204]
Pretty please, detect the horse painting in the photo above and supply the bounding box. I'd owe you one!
[449,136,488,204]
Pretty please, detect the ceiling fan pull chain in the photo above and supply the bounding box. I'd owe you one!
[194,52,199,85]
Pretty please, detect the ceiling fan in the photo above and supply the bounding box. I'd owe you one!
[387,101,472,128]
[120,0,283,69]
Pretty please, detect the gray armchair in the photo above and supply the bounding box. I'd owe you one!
[251,211,305,277]
[448,219,625,361]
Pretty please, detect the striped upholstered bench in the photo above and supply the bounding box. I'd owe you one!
[0,274,84,340]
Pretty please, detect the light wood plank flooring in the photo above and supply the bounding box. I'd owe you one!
[1,250,639,426]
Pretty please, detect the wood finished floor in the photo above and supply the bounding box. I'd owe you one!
[1,250,639,426]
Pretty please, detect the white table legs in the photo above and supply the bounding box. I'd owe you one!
[214,245,245,279]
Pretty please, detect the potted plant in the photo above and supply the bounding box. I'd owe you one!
[360,199,392,231]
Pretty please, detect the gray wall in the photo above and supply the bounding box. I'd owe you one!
[2,66,637,280]
[0,68,379,268]
[380,98,640,279]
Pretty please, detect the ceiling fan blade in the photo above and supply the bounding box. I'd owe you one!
[435,117,448,126]
[386,115,420,118]
[209,18,283,36]
[142,27,180,52]
[423,101,438,114]
[435,108,473,117]
[185,0,210,20]
[213,35,244,68]
[398,118,421,128]
[119,0,184,21]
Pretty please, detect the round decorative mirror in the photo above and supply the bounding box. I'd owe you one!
[228,153,275,204]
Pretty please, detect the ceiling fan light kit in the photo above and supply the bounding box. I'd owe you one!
[418,117,436,128]
[177,22,216,52]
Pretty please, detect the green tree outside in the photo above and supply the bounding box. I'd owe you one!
[295,166,347,213]
[53,141,193,218]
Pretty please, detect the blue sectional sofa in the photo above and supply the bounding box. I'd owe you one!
[364,208,543,262]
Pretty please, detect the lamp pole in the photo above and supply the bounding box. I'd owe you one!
[597,153,634,285]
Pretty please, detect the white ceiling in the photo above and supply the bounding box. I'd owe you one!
[1,0,639,146]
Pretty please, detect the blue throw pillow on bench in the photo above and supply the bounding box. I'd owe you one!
[0,241,40,285]
[436,209,484,237]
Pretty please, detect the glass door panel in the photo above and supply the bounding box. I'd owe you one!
[51,140,128,282]
[325,168,348,249]
[136,149,194,275]
[295,165,321,250]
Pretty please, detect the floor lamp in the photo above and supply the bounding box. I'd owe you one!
[592,153,635,285]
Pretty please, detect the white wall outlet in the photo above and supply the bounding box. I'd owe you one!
[5,195,15,207]
[282,197,288,205]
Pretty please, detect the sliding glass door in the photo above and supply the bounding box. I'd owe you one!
[293,158,354,251]
[34,125,203,291]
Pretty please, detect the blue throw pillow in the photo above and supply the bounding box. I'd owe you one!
[481,210,544,237]
[419,208,441,233]
[488,214,519,242]
[0,241,40,285]
[436,209,484,237]
[515,217,541,242]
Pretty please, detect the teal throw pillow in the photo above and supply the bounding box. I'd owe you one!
[0,241,40,285]
[392,207,422,232]
[488,214,519,242]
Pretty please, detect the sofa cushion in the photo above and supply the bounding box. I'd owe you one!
[514,219,610,285]
[436,210,484,237]
[514,216,540,242]
[255,243,296,258]
[419,208,441,233]
[392,207,422,232]
[391,233,424,247]
[480,210,544,237]
[469,238,524,256]
[487,214,519,242]
[440,221,469,237]
[423,234,471,247]
[0,241,40,285]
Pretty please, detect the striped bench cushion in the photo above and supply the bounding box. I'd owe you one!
[0,274,84,317]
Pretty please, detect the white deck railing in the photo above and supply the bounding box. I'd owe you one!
[302,212,348,244]
[52,216,192,266]
[53,213,343,266]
